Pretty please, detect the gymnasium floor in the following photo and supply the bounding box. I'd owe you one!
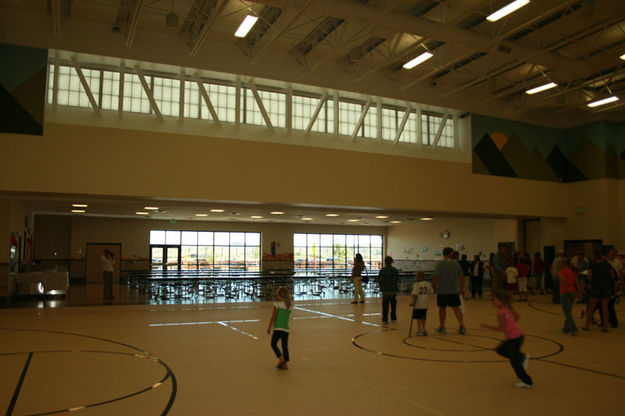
[1,293,624,415]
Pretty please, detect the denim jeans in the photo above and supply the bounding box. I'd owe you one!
[382,294,397,322]
[560,291,577,333]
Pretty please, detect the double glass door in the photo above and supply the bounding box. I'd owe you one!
[151,246,180,270]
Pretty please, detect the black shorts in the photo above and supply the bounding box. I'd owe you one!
[412,308,427,320]
[437,294,461,308]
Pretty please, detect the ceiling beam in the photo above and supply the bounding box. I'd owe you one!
[126,0,144,47]
[188,0,229,57]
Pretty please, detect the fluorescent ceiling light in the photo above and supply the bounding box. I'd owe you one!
[487,0,530,22]
[301,217,313,221]
[144,206,159,210]
[376,215,389,219]
[270,211,285,215]
[234,15,258,38]
[348,219,359,222]
[525,82,557,95]
[71,209,85,213]
[403,52,433,69]
[251,216,263,219]
[195,214,208,217]
[72,203,88,208]
[390,220,402,224]
[325,213,339,217]
[620,53,625,60]
[420,217,434,221]
[587,96,619,108]
[210,209,224,213]
[136,211,149,215]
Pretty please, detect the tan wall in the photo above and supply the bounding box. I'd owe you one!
[564,179,622,247]
[0,123,567,218]
[34,215,72,259]
[386,217,517,261]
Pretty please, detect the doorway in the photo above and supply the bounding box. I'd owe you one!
[150,246,180,270]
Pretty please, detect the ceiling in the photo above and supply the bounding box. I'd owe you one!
[1,0,625,128]
[1,191,467,227]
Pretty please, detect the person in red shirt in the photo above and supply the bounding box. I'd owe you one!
[517,255,530,301]
[558,258,582,335]
[532,252,546,294]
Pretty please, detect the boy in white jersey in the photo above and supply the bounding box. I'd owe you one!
[410,271,433,336]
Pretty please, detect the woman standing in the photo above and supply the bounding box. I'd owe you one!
[532,252,546,294]
[557,258,581,335]
[469,255,484,299]
[351,253,366,304]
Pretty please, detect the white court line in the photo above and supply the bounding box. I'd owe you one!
[294,306,384,327]
[148,319,259,327]
[216,321,259,339]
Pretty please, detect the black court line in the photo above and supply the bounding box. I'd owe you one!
[403,334,502,352]
[353,332,564,363]
[536,358,625,380]
[0,328,177,416]
[528,299,562,315]
[6,352,33,416]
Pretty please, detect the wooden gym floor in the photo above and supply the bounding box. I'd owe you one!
[1,294,623,415]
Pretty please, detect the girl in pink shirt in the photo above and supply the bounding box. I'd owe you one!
[482,290,533,388]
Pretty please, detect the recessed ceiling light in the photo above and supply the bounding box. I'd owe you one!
[390,220,402,224]
[234,15,258,38]
[251,215,263,219]
[348,219,360,222]
[270,211,285,215]
[325,213,339,217]
[210,209,225,213]
[144,206,159,210]
[376,215,389,219]
[486,0,530,22]
[71,209,85,213]
[195,213,208,217]
[136,211,149,215]
[402,51,433,69]
[72,203,88,208]
[301,217,313,221]
[587,96,619,108]
[525,82,557,95]
[420,217,434,221]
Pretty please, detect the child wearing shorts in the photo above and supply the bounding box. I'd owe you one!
[505,264,518,301]
[410,271,433,336]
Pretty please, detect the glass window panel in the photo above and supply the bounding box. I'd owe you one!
[346,235,355,247]
[230,246,245,268]
[307,234,320,248]
[198,246,213,269]
[294,246,307,269]
[333,234,345,246]
[181,245,198,270]
[399,111,418,143]
[230,232,245,246]
[150,230,165,245]
[294,233,307,247]
[184,81,200,119]
[246,232,260,246]
[214,232,229,246]
[181,231,198,245]
[153,76,180,117]
[320,247,333,268]
[320,234,333,246]
[214,246,229,269]
[165,231,181,245]
[198,232,213,245]
[47,64,54,104]
[245,246,260,271]
[370,235,383,247]
[363,105,377,139]
[358,235,371,247]
[338,101,361,136]
[346,247,356,266]
[123,73,151,114]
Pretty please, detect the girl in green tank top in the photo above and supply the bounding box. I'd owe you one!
[267,287,293,369]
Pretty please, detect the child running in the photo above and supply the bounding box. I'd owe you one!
[410,271,433,336]
[481,290,533,388]
[267,287,293,369]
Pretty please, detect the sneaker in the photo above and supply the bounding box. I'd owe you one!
[457,326,466,335]
[522,353,531,370]
[350,301,358,304]
[422,329,428,336]
[359,300,365,303]
[514,381,532,388]
[435,326,447,334]
[416,330,423,336]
